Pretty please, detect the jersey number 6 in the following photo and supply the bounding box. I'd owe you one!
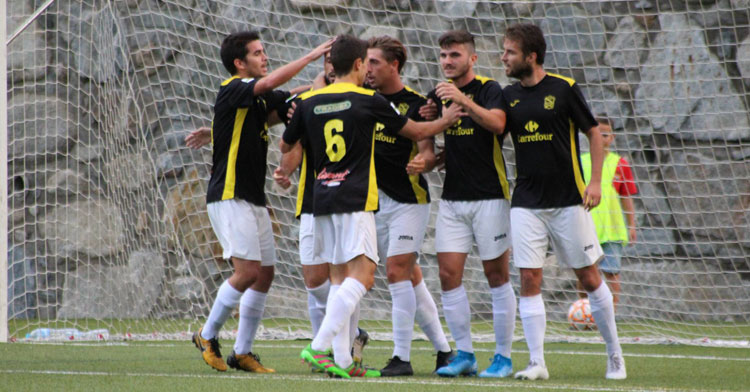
[324,119,346,162]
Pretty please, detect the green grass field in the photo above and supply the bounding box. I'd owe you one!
[1,338,748,392]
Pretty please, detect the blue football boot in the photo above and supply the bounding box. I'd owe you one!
[479,354,513,378]
[435,350,477,377]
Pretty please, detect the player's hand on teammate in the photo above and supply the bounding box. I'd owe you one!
[286,101,297,121]
[307,37,336,61]
[583,182,602,211]
[185,126,211,149]
[435,82,469,107]
[441,99,467,124]
[273,167,292,189]
[419,99,438,121]
[406,154,429,175]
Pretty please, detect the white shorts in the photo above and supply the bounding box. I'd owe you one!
[435,199,511,260]
[314,211,379,265]
[299,213,322,266]
[375,191,430,261]
[510,205,603,269]
[207,199,276,266]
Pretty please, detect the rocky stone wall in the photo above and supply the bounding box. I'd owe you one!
[6,0,750,327]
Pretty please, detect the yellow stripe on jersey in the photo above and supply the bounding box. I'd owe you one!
[492,137,511,200]
[474,75,494,85]
[408,142,429,204]
[547,72,575,87]
[364,128,379,211]
[404,85,427,100]
[295,149,308,217]
[569,119,586,198]
[299,82,376,100]
[221,108,248,200]
[221,76,240,86]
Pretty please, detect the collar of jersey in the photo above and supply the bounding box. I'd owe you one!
[300,82,375,100]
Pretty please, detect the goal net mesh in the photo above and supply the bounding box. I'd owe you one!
[6,0,750,345]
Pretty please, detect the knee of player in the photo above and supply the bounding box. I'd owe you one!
[385,259,412,283]
[519,269,543,290]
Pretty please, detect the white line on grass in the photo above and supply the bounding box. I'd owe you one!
[0,369,730,392]
[57,341,745,362]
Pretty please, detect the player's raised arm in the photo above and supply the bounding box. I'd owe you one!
[253,38,334,96]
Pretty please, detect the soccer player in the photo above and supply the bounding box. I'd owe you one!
[420,30,515,378]
[499,23,626,380]
[364,36,453,376]
[578,117,638,308]
[280,34,462,379]
[190,30,331,373]
[273,53,372,366]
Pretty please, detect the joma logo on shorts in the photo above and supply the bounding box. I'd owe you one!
[494,234,507,241]
[398,235,413,241]
[584,244,594,251]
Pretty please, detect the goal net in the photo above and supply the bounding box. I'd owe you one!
[5,0,750,346]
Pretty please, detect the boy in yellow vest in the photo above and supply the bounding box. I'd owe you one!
[579,117,638,307]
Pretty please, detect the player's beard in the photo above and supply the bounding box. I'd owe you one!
[507,61,532,80]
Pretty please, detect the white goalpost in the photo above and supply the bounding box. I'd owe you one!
[4,0,750,346]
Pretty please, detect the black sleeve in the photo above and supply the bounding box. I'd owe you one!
[370,94,408,136]
[498,86,510,112]
[478,81,503,110]
[408,96,427,122]
[567,84,598,132]
[426,89,442,116]
[264,89,292,112]
[224,78,258,108]
[282,101,305,145]
[275,94,301,126]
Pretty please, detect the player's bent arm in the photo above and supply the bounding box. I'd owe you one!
[279,142,303,175]
[398,104,463,141]
[406,139,436,175]
[461,100,506,135]
[279,138,296,154]
[253,38,333,96]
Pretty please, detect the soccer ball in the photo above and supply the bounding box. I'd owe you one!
[568,298,595,330]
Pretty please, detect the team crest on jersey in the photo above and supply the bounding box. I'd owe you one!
[544,95,556,110]
[397,102,409,115]
[524,120,539,133]
[509,99,520,107]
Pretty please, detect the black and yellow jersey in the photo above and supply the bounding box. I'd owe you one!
[206,76,290,206]
[375,86,431,204]
[427,76,510,201]
[282,82,408,216]
[500,73,598,209]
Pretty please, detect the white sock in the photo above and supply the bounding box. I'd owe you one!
[588,282,622,357]
[491,283,516,358]
[390,281,416,361]
[234,289,266,354]
[307,280,330,337]
[348,303,361,347]
[519,294,546,367]
[441,285,473,353]
[414,281,451,353]
[311,278,366,358]
[202,281,242,340]
[333,305,352,368]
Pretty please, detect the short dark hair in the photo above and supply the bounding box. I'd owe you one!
[438,30,475,53]
[368,36,408,73]
[331,35,368,77]
[595,116,612,127]
[220,31,261,75]
[504,23,546,65]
